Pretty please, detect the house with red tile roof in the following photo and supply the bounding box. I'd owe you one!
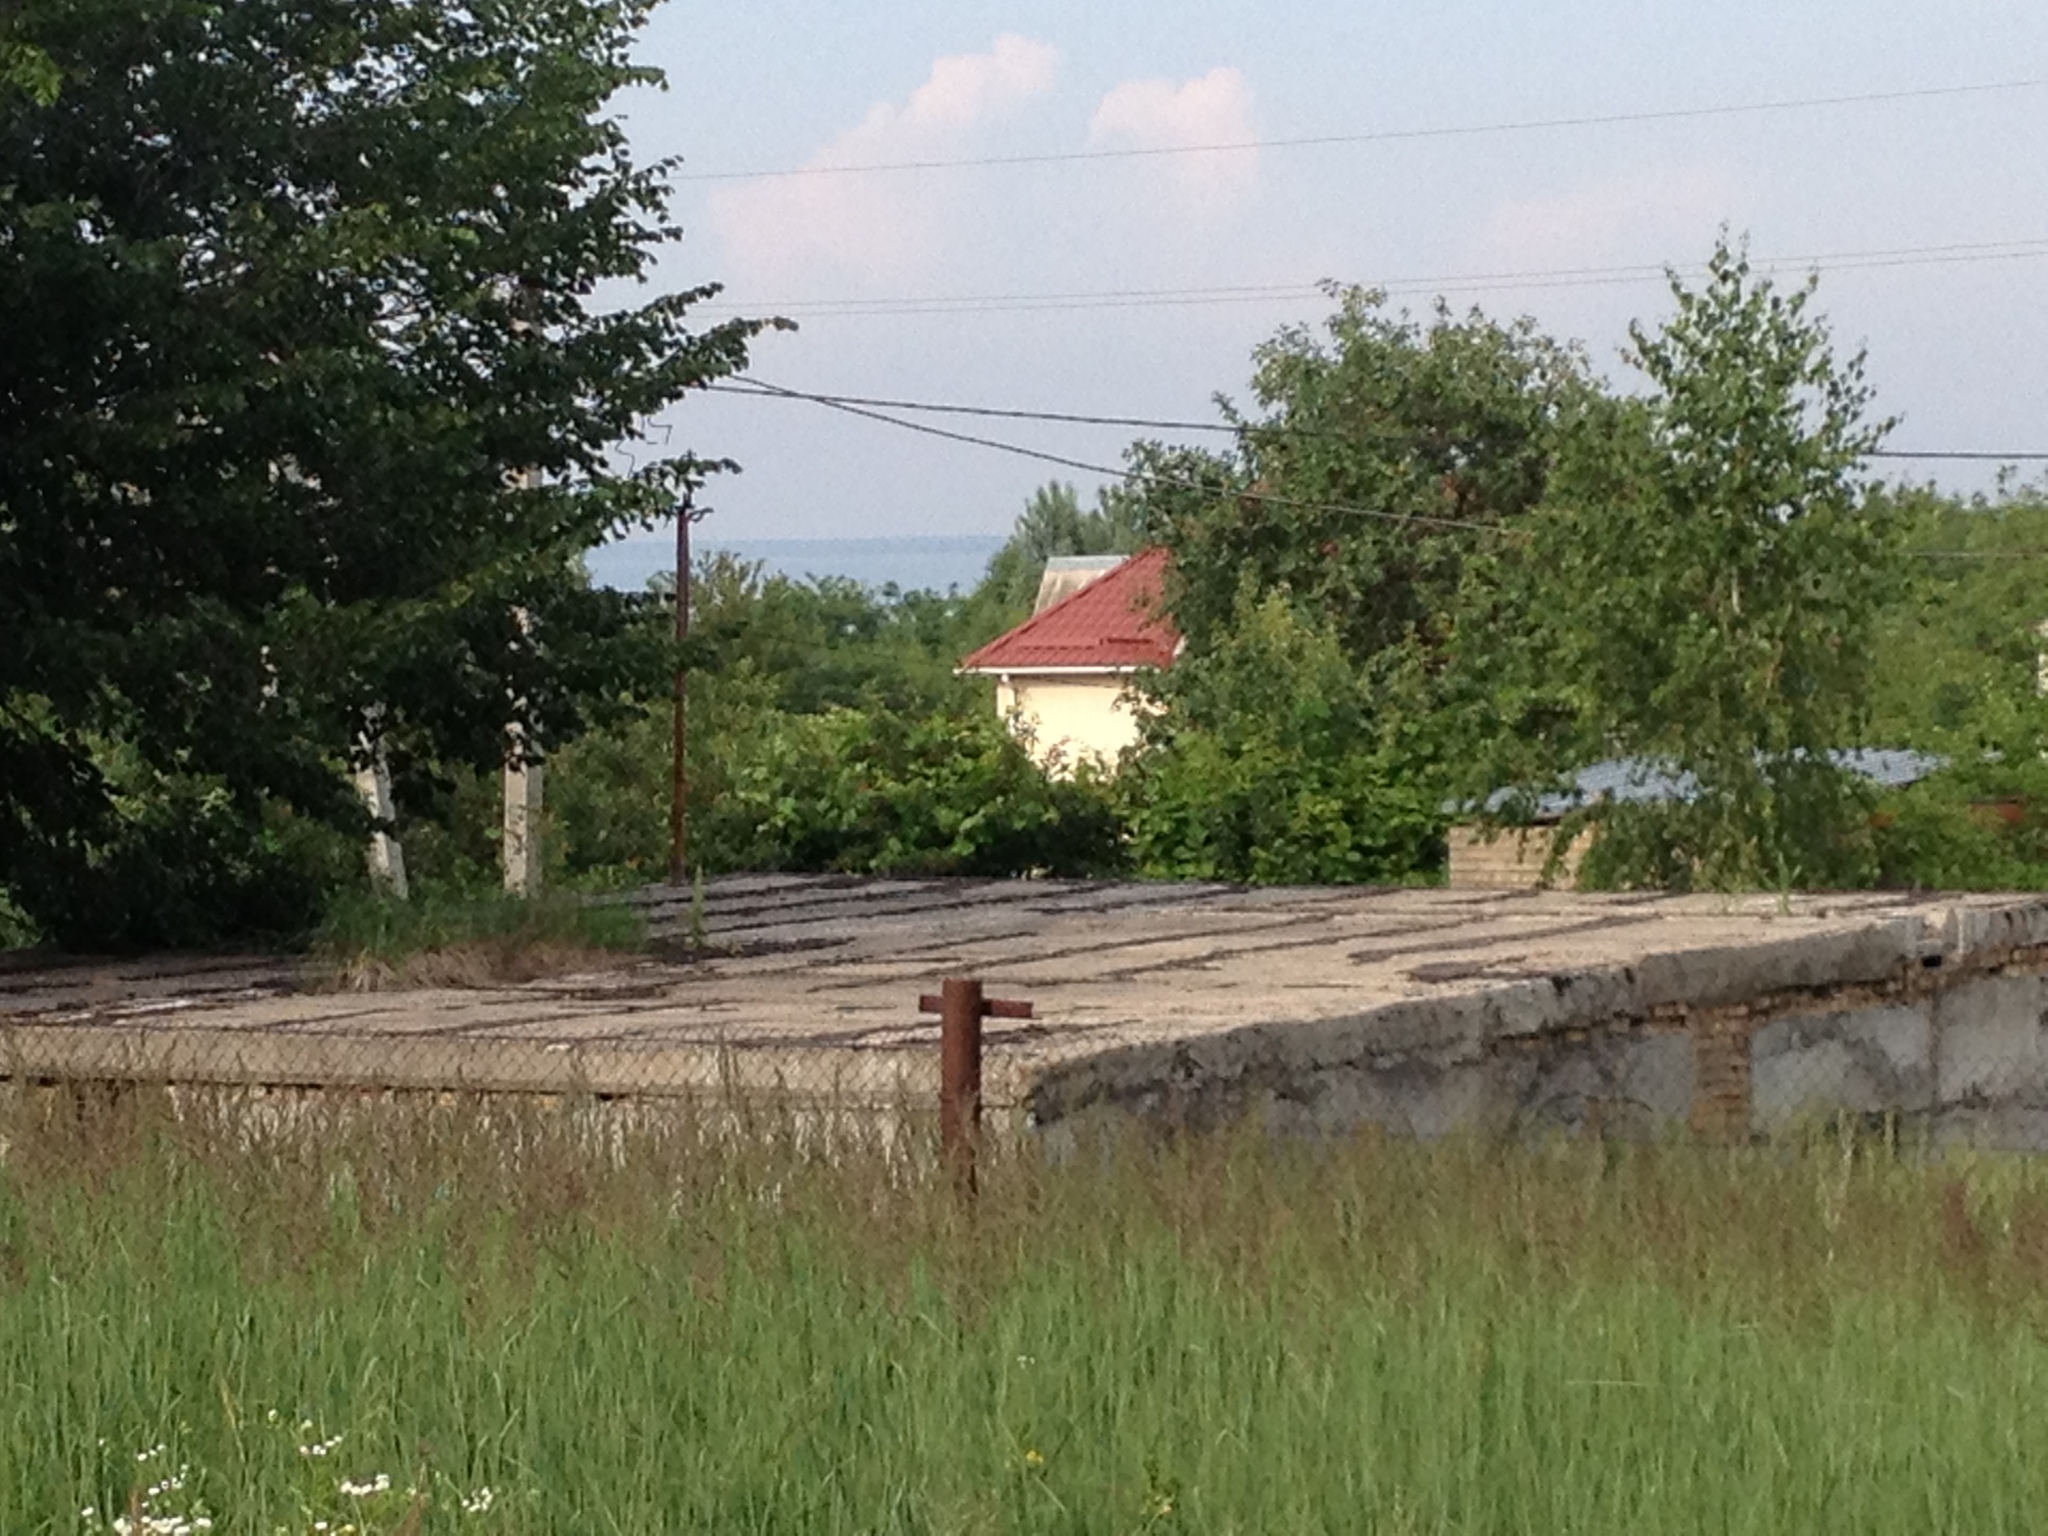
[958,547,1179,771]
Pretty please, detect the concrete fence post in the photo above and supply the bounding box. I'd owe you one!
[353,710,408,901]
[502,723,543,897]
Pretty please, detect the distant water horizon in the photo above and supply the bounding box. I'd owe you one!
[585,533,1006,595]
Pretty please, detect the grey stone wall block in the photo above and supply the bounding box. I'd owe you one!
[1750,1005,1934,1132]
[1936,975,2048,1105]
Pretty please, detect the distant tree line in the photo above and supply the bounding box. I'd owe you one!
[6,0,2046,951]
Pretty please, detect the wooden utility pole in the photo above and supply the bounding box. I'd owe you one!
[668,494,698,888]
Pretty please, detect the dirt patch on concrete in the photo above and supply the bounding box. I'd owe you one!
[314,940,642,993]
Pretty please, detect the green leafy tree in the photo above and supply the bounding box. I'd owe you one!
[1157,289,1598,667]
[546,553,1047,885]
[0,0,764,944]
[1859,480,2048,890]
[1119,589,1441,884]
[976,479,1146,617]
[1490,239,1903,889]
[704,704,1123,879]
[1867,481,2048,756]
[1117,293,1596,884]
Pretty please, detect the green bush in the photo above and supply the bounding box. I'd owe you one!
[542,553,1127,886]
[1872,758,2048,891]
[3,761,353,952]
[709,703,1124,878]
[1119,592,1443,884]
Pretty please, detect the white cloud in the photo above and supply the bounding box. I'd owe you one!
[1088,67,1257,204]
[892,32,1058,131]
[1474,166,1742,272]
[709,35,1058,289]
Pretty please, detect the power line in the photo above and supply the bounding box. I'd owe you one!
[709,381,1233,434]
[1876,450,2048,462]
[677,78,2043,183]
[691,237,2048,320]
[720,381,2042,563]
[709,381,2048,464]
[730,379,1512,536]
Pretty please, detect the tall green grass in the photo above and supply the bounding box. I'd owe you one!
[309,886,645,987]
[3,1093,2046,1533]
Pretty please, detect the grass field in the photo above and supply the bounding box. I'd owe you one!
[3,1093,2046,1534]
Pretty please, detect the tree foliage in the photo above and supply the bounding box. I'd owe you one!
[1119,293,1594,881]
[541,554,1122,885]
[1156,289,1598,666]
[1118,591,1441,884]
[1481,241,1903,888]
[976,479,1146,617]
[1869,482,2048,757]
[0,0,762,944]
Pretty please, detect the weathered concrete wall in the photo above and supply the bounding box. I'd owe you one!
[14,881,2048,1154]
[1750,971,2048,1148]
[1027,899,2048,1153]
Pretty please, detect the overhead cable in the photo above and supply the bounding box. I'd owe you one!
[691,237,2048,320]
[708,381,2048,463]
[729,379,1513,536]
[717,382,2036,560]
[676,78,2042,182]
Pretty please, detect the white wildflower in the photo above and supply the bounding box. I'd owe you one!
[461,1486,495,1515]
[338,1473,391,1498]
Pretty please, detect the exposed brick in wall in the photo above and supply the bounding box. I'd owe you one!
[1445,826,1594,890]
[1690,1011,1755,1142]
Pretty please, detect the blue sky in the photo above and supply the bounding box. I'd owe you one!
[603,2,2048,557]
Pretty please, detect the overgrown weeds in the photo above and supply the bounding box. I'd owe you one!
[5,1090,2048,1531]
[308,886,644,989]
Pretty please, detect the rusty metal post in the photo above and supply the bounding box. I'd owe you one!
[939,977,983,1189]
[920,978,1033,1196]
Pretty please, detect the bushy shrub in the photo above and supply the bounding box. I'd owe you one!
[1119,592,1442,884]
[4,767,352,951]
[1871,757,2048,891]
[708,704,1124,878]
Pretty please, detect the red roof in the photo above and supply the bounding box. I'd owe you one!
[960,547,1179,673]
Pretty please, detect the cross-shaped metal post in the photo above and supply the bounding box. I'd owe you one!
[919,977,1032,1194]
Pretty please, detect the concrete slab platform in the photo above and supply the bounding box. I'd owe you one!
[6,878,2048,1144]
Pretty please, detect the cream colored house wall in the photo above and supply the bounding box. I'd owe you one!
[996,675,1146,772]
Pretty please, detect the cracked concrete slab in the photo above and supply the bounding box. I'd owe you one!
[5,879,2048,1145]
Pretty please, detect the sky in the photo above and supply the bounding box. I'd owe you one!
[601,0,2048,564]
